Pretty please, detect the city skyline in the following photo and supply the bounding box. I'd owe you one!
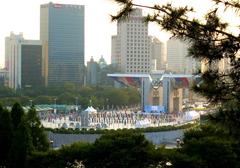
[0,0,236,68]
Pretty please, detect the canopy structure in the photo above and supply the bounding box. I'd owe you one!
[135,119,151,128]
[83,106,97,113]
[183,111,200,121]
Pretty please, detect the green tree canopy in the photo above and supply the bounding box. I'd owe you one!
[171,125,239,168]
[9,118,33,168]
[85,130,155,168]
[26,107,49,152]
[0,104,12,167]
[11,102,24,130]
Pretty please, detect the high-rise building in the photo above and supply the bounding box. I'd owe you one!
[40,3,85,86]
[86,57,98,86]
[5,32,44,89]
[111,8,151,74]
[0,69,8,86]
[149,37,166,71]
[167,38,199,74]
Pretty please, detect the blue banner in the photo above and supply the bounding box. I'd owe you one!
[144,105,165,113]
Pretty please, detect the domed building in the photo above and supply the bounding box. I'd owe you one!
[98,55,107,69]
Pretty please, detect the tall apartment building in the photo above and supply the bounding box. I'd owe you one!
[40,3,85,86]
[111,8,151,74]
[149,37,165,71]
[0,69,8,86]
[5,32,44,89]
[167,38,199,74]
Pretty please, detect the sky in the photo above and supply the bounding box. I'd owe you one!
[0,0,238,68]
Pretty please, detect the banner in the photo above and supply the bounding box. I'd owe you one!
[110,76,141,88]
[144,105,165,113]
[170,77,189,88]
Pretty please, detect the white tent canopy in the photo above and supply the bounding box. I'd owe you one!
[183,111,200,121]
[135,119,151,128]
[83,106,97,113]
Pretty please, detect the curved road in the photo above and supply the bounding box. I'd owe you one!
[48,129,184,148]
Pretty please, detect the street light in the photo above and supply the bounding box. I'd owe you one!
[106,98,109,110]
[50,140,54,148]
[29,99,33,107]
[89,99,92,106]
[75,97,78,111]
[54,98,57,114]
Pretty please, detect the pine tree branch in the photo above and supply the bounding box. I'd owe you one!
[213,0,240,9]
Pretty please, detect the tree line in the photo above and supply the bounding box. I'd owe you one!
[0,85,140,109]
[26,124,240,168]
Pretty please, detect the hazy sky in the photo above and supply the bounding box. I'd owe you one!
[0,0,237,68]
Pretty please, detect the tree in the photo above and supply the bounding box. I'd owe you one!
[106,88,129,107]
[27,142,91,168]
[170,125,239,168]
[85,130,155,168]
[9,117,33,168]
[0,104,12,167]
[0,86,16,98]
[11,102,24,130]
[63,82,77,93]
[26,107,49,152]
[125,88,141,106]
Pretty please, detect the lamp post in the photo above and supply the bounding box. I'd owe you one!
[89,99,92,106]
[75,97,78,111]
[29,99,33,107]
[106,98,109,110]
[50,140,54,148]
[54,98,57,114]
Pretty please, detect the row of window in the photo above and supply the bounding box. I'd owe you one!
[126,51,149,54]
[127,39,148,42]
[127,65,149,68]
[127,23,145,27]
[126,69,149,73]
[127,58,148,61]
[127,63,149,67]
[127,61,149,63]
[127,31,147,34]
[127,43,149,47]
[127,47,149,51]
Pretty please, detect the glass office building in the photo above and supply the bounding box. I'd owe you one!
[40,3,85,85]
[21,44,43,88]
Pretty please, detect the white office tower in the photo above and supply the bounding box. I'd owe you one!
[167,38,198,74]
[149,37,166,71]
[111,8,151,73]
[5,33,24,89]
[5,32,43,89]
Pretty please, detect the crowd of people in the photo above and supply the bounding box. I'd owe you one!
[39,109,188,129]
